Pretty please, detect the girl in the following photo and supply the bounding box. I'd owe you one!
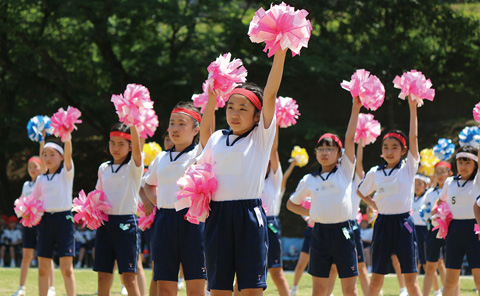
[287,95,361,296]
[356,98,422,296]
[93,123,142,296]
[144,102,208,296]
[434,145,480,295]
[33,137,76,296]
[423,162,453,296]
[12,155,56,296]
[412,174,429,275]
[198,49,286,296]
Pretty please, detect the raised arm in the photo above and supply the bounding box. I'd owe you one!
[269,125,280,173]
[262,50,287,129]
[39,136,47,174]
[130,125,142,167]
[344,97,362,163]
[355,139,365,179]
[408,98,419,159]
[64,139,73,171]
[200,87,217,148]
[281,159,296,192]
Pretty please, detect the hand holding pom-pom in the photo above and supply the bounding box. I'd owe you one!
[433,138,455,161]
[393,70,435,107]
[355,113,381,146]
[248,2,312,57]
[137,203,157,231]
[291,146,309,167]
[143,142,162,167]
[207,53,247,101]
[276,96,300,128]
[192,81,225,113]
[27,115,53,142]
[340,69,385,111]
[14,194,44,227]
[431,202,453,239]
[73,190,112,230]
[50,106,82,142]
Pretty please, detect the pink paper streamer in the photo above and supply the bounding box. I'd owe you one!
[50,106,82,142]
[174,162,217,224]
[137,203,157,231]
[473,102,480,127]
[431,202,453,239]
[340,69,385,111]
[248,2,312,57]
[393,70,435,107]
[276,96,301,128]
[136,108,159,139]
[355,113,381,146]
[72,190,112,230]
[14,194,44,227]
[207,53,247,101]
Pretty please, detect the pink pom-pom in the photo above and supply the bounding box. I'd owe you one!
[136,108,159,139]
[248,2,312,57]
[174,162,217,224]
[431,202,453,239]
[475,224,480,241]
[355,113,382,146]
[356,210,363,224]
[473,102,480,127]
[137,203,157,231]
[393,70,435,107]
[276,96,301,128]
[72,190,112,230]
[14,195,44,227]
[191,81,225,113]
[111,84,154,126]
[50,106,82,142]
[340,69,385,111]
[301,199,311,210]
[207,53,247,100]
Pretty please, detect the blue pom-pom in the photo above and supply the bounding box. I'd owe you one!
[433,138,455,161]
[26,115,52,142]
[459,126,480,148]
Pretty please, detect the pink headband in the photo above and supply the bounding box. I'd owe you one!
[318,133,343,150]
[383,133,406,147]
[228,88,262,111]
[171,108,202,123]
[110,131,132,141]
[435,161,451,169]
[28,157,41,165]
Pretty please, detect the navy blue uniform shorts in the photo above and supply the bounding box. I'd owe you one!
[350,220,365,263]
[22,225,38,249]
[371,213,418,274]
[152,208,206,281]
[308,221,358,279]
[205,199,268,291]
[93,215,139,274]
[426,222,445,262]
[445,219,480,269]
[415,225,427,265]
[267,216,283,269]
[37,211,75,258]
[301,226,312,254]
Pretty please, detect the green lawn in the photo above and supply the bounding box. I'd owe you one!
[0,268,477,295]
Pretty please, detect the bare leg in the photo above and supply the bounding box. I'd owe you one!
[424,261,439,295]
[403,273,421,296]
[292,251,309,291]
[392,255,406,290]
[38,257,52,296]
[137,254,146,295]
[157,280,178,296]
[59,256,76,296]
[442,269,460,296]
[367,273,384,296]
[340,276,358,296]
[326,264,337,296]
[123,272,141,296]
[269,267,290,296]
[357,262,370,296]
[185,279,207,296]
[19,248,34,286]
[98,272,115,296]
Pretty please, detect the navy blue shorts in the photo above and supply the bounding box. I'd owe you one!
[426,223,445,262]
[308,221,358,279]
[152,208,206,282]
[350,220,365,263]
[149,211,159,259]
[445,219,480,269]
[267,216,283,269]
[93,215,139,274]
[22,226,38,249]
[371,213,417,274]
[37,211,75,258]
[415,225,427,265]
[301,227,312,254]
[205,199,268,291]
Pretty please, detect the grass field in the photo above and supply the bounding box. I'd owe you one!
[0,268,477,295]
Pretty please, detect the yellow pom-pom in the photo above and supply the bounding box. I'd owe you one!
[143,142,162,166]
[419,148,439,176]
[291,146,309,167]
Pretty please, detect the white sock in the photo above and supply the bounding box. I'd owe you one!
[291,285,297,290]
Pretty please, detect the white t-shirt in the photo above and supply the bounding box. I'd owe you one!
[145,144,202,209]
[422,187,441,222]
[33,162,74,212]
[21,180,36,197]
[439,174,480,220]
[96,156,144,215]
[350,173,362,221]
[197,114,276,201]
[260,164,283,217]
[358,151,419,214]
[289,156,355,224]
[412,193,427,226]
[360,228,373,243]
[1,229,22,244]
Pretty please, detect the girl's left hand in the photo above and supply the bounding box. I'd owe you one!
[407,95,417,108]
[353,96,362,107]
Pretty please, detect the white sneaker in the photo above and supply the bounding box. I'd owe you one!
[290,285,298,296]
[206,290,210,296]
[10,259,15,267]
[75,261,81,268]
[177,280,185,290]
[399,288,409,296]
[433,289,442,296]
[0,259,4,267]
[12,286,26,296]
[47,286,56,296]
[121,285,128,295]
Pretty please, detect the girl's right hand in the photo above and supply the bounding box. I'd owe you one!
[144,201,154,216]
[369,200,378,211]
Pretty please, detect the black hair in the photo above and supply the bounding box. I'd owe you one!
[171,101,200,144]
[235,83,264,113]
[382,129,408,147]
[315,134,342,150]
[455,145,478,180]
[44,139,64,156]
[109,123,131,163]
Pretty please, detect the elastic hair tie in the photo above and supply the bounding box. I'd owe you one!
[28,157,42,165]
[44,142,64,155]
[317,133,343,150]
[434,161,451,170]
[227,88,262,111]
[171,108,202,124]
[110,131,132,141]
[456,152,478,162]
[383,133,406,147]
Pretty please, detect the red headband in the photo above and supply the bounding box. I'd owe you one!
[435,161,451,169]
[28,157,41,165]
[318,133,343,150]
[171,108,202,123]
[110,131,132,141]
[228,88,262,111]
[383,133,406,147]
